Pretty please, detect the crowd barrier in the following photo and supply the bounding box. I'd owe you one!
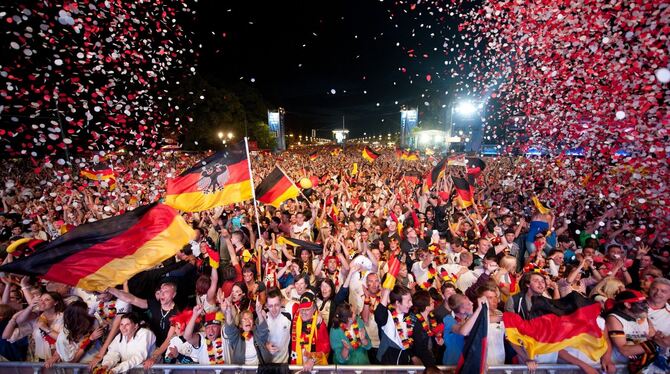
[0,362,629,373]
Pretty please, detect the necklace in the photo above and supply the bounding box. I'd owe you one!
[341,321,362,349]
[206,336,225,364]
[388,305,413,349]
[159,306,173,331]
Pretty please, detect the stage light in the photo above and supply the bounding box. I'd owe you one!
[455,101,477,116]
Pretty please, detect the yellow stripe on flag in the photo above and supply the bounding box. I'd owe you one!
[505,327,607,362]
[164,180,253,212]
[77,214,194,291]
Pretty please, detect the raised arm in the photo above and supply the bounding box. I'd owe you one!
[106,288,147,309]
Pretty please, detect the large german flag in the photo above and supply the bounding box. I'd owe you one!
[0,203,194,291]
[452,176,474,208]
[503,292,608,362]
[255,167,300,208]
[382,253,401,289]
[165,143,253,212]
[362,146,380,163]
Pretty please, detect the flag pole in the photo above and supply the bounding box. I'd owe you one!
[244,138,264,281]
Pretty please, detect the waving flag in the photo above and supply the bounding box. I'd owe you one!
[255,167,300,208]
[452,176,475,208]
[425,157,448,190]
[362,147,380,163]
[165,142,253,212]
[80,164,115,181]
[0,203,194,291]
[503,292,607,361]
[456,303,488,374]
[466,157,486,177]
[309,151,318,161]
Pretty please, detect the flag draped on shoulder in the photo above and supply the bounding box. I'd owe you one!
[276,236,323,254]
[255,167,300,208]
[456,303,488,374]
[362,146,380,163]
[452,176,475,208]
[0,203,194,291]
[165,142,253,212]
[503,292,608,362]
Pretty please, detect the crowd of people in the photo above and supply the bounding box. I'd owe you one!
[0,145,668,373]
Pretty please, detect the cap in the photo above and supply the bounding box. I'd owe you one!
[204,311,224,326]
[615,289,646,304]
[297,291,316,310]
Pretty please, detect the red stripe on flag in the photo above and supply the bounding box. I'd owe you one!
[42,205,179,284]
[166,159,249,194]
[257,175,294,204]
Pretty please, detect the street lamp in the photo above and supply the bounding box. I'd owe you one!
[218,132,223,140]
[227,132,233,140]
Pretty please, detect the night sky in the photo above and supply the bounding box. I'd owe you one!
[196,1,464,137]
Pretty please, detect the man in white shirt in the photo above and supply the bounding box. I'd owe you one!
[264,288,292,364]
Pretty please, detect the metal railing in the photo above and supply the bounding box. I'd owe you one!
[0,362,629,373]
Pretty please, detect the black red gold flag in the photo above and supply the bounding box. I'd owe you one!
[165,142,253,212]
[503,292,607,362]
[0,203,194,291]
[466,157,486,176]
[255,167,300,208]
[452,176,474,208]
[456,303,488,374]
[309,151,318,161]
[362,147,380,163]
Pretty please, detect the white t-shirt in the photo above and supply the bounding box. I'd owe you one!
[244,336,259,365]
[101,328,156,373]
[265,312,291,364]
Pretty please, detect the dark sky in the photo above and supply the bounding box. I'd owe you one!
[196,1,462,137]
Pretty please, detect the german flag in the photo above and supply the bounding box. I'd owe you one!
[0,203,194,291]
[276,236,323,254]
[362,147,380,163]
[402,171,422,185]
[309,151,318,161]
[452,176,474,208]
[456,303,488,374]
[425,157,448,189]
[255,167,300,208]
[401,150,419,161]
[330,148,341,156]
[329,204,340,224]
[466,157,486,177]
[382,253,401,289]
[165,142,253,212]
[394,149,403,159]
[532,196,551,214]
[351,162,358,176]
[80,164,115,181]
[503,292,608,362]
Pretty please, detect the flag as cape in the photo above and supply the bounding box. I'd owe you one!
[255,167,300,208]
[165,142,253,212]
[503,292,608,361]
[0,203,194,291]
[362,147,380,163]
[276,236,323,254]
[456,303,488,374]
